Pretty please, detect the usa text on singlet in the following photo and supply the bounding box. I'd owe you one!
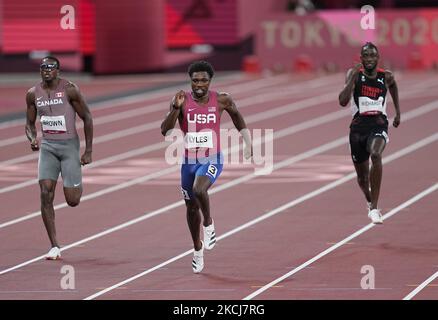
[180,91,221,158]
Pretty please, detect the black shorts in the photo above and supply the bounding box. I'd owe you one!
[349,114,389,164]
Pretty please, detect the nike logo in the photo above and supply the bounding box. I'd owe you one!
[36,96,43,101]
[377,78,384,84]
[188,108,196,112]
[73,183,81,187]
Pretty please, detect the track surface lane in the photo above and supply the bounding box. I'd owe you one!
[0,81,351,220]
[0,71,436,300]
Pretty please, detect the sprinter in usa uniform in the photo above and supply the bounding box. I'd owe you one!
[161,61,252,273]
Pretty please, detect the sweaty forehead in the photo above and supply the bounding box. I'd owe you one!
[191,71,210,80]
[41,58,58,65]
[361,47,378,56]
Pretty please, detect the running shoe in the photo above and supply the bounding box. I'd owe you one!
[203,220,216,250]
[368,209,383,224]
[192,241,204,273]
[46,247,61,260]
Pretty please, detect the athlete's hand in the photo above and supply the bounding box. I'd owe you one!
[244,145,253,160]
[173,91,185,109]
[30,139,39,151]
[393,114,400,128]
[81,150,92,166]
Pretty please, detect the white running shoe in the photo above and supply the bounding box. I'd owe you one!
[46,247,61,260]
[203,220,216,250]
[192,241,204,273]
[368,209,383,224]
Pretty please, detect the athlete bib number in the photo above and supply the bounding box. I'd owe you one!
[358,97,385,115]
[186,132,213,149]
[40,115,67,134]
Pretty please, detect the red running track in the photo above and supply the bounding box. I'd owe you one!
[0,71,437,300]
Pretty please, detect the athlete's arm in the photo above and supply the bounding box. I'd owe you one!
[66,82,93,165]
[385,70,401,128]
[338,63,362,107]
[219,93,252,159]
[25,88,39,151]
[161,90,184,136]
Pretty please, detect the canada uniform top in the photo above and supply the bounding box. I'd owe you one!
[34,78,78,140]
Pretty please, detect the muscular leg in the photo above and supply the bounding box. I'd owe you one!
[192,175,213,227]
[368,137,386,210]
[60,138,82,207]
[39,179,59,248]
[353,160,372,204]
[185,200,202,251]
[63,186,82,207]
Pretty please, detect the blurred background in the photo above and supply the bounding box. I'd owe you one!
[1,0,438,73]
[0,0,438,118]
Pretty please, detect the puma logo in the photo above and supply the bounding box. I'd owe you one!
[377,78,384,84]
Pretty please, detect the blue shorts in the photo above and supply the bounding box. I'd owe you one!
[180,152,224,200]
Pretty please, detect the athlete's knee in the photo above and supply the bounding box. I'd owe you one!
[357,174,369,187]
[370,151,382,163]
[66,197,80,207]
[67,199,80,207]
[186,202,199,214]
[40,188,55,206]
[193,186,208,199]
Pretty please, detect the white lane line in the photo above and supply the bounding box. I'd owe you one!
[83,134,438,300]
[0,70,432,132]
[0,103,346,228]
[1,98,437,229]
[3,80,438,195]
[0,74,253,145]
[0,73,245,130]
[0,72,306,144]
[244,182,438,300]
[403,271,438,300]
[0,136,350,276]
[0,85,339,192]
[0,76,339,166]
[1,129,435,287]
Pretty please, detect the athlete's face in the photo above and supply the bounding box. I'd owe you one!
[191,71,211,99]
[360,47,379,72]
[40,59,59,82]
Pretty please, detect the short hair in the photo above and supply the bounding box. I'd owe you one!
[41,56,60,69]
[361,42,379,55]
[188,60,214,78]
